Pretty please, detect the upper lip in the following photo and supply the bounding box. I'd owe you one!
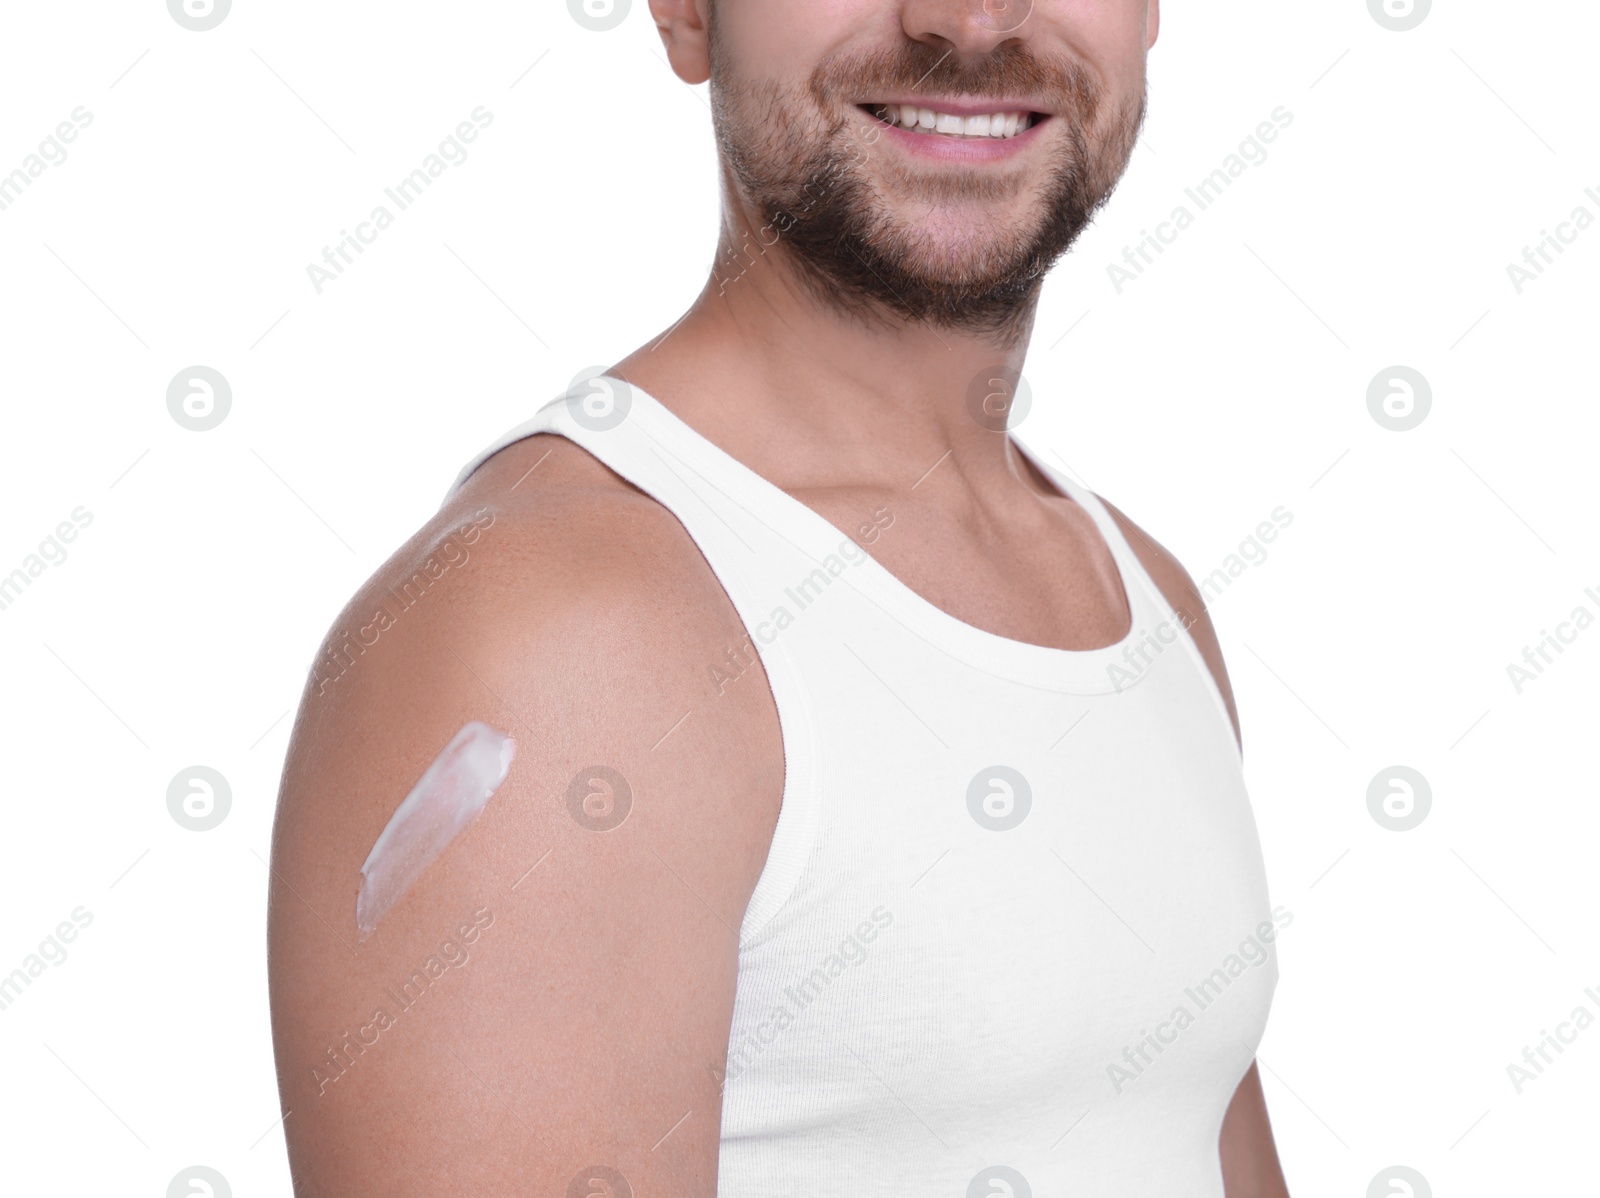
[864,96,1050,117]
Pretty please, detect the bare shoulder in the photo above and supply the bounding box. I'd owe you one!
[268,433,782,1195]
[1097,495,1241,749]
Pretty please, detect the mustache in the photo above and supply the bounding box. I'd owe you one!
[808,41,1100,116]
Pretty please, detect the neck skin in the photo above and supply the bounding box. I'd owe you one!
[610,166,1058,502]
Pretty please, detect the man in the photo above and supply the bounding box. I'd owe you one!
[268,1,1291,1194]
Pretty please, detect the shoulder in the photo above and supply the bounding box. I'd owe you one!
[268,432,782,1192]
[1097,494,1241,750]
[314,432,773,708]
[297,432,782,770]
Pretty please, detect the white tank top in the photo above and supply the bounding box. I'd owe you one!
[449,378,1280,1197]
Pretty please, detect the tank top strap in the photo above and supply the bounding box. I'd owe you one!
[445,376,831,939]
[1010,438,1161,615]
[1014,435,1241,752]
[450,377,833,587]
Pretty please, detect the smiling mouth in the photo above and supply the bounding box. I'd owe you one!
[862,103,1046,140]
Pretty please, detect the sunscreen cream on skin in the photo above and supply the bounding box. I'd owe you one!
[356,721,516,938]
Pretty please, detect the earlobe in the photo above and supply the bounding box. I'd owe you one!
[649,0,713,86]
[1147,0,1160,48]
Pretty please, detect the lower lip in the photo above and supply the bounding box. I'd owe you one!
[865,111,1050,162]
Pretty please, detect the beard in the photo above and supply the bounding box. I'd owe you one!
[709,36,1145,340]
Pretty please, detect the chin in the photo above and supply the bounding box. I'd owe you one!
[882,216,1043,279]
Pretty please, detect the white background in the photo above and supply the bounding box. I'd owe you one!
[0,0,1595,1194]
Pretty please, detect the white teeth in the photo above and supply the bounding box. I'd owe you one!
[876,105,1032,139]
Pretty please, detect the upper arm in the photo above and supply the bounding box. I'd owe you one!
[1099,496,1241,752]
[1217,1062,1290,1198]
[267,438,783,1196]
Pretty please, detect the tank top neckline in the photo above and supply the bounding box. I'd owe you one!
[590,375,1164,695]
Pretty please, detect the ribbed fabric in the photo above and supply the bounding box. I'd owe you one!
[448,378,1279,1196]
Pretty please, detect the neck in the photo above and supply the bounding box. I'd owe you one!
[612,198,1045,495]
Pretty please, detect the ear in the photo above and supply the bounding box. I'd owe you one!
[1147,0,1160,48]
[650,0,712,85]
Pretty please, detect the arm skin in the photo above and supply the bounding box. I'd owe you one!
[264,426,1286,1195]
[265,435,784,1196]
[1103,498,1292,1198]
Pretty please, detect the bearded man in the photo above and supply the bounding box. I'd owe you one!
[267,3,1292,1194]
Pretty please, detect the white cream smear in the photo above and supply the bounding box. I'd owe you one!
[356,720,516,939]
